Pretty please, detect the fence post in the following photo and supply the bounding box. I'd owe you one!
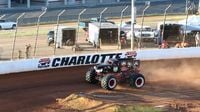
[97,7,107,51]
[185,0,188,14]
[131,0,136,50]
[138,1,150,49]
[27,0,30,8]
[183,6,192,43]
[54,9,66,55]
[0,14,6,19]
[161,4,172,43]
[33,8,47,58]
[8,0,11,8]
[118,6,128,50]
[74,9,86,52]
[11,13,25,60]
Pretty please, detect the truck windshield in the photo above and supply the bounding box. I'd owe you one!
[48,31,54,35]
[0,20,6,23]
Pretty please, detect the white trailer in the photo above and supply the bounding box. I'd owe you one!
[53,26,76,48]
[88,22,118,47]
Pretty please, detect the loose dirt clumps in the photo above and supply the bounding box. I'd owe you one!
[57,93,118,112]
[58,93,102,110]
[169,101,200,112]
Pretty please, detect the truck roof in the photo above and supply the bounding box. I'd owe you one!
[53,26,76,30]
[89,22,118,29]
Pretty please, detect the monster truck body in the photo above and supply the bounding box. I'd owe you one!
[85,58,145,90]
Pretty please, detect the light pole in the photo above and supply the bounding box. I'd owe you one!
[11,13,25,60]
[54,9,66,55]
[138,1,150,49]
[131,0,135,50]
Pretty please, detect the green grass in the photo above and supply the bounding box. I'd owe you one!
[0,28,49,38]
[115,105,163,112]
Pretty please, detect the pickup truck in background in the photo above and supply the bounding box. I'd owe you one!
[127,27,158,39]
[126,27,159,42]
[0,20,16,30]
[122,23,158,42]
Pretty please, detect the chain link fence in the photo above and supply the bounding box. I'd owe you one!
[0,2,197,60]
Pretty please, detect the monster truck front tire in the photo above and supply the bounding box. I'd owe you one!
[129,73,145,89]
[101,75,117,90]
[85,68,98,84]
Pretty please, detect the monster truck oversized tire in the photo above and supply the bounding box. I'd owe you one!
[129,74,145,89]
[85,68,98,84]
[101,75,117,90]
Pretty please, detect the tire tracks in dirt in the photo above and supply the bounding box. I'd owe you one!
[0,58,199,112]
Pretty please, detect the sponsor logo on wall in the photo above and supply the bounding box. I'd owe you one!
[38,58,51,68]
[38,52,137,68]
[125,51,137,58]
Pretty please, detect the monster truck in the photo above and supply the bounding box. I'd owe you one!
[85,58,145,90]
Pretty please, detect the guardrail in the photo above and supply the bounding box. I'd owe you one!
[0,47,200,75]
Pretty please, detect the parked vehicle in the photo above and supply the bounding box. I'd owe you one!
[157,23,195,46]
[0,20,16,30]
[85,58,145,90]
[47,30,54,46]
[88,22,118,47]
[120,31,128,48]
[47,26,76,48]
[126,26,158,41]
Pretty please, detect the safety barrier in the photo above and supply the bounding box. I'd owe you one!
[0,47,200,75]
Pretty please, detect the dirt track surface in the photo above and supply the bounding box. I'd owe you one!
[0,58,200,112]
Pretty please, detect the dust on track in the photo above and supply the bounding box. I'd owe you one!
[0,58,199,112]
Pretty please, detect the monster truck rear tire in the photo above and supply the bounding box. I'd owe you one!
[85,68,98,84]
[129,74,145,89]
[101,75,117,90]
